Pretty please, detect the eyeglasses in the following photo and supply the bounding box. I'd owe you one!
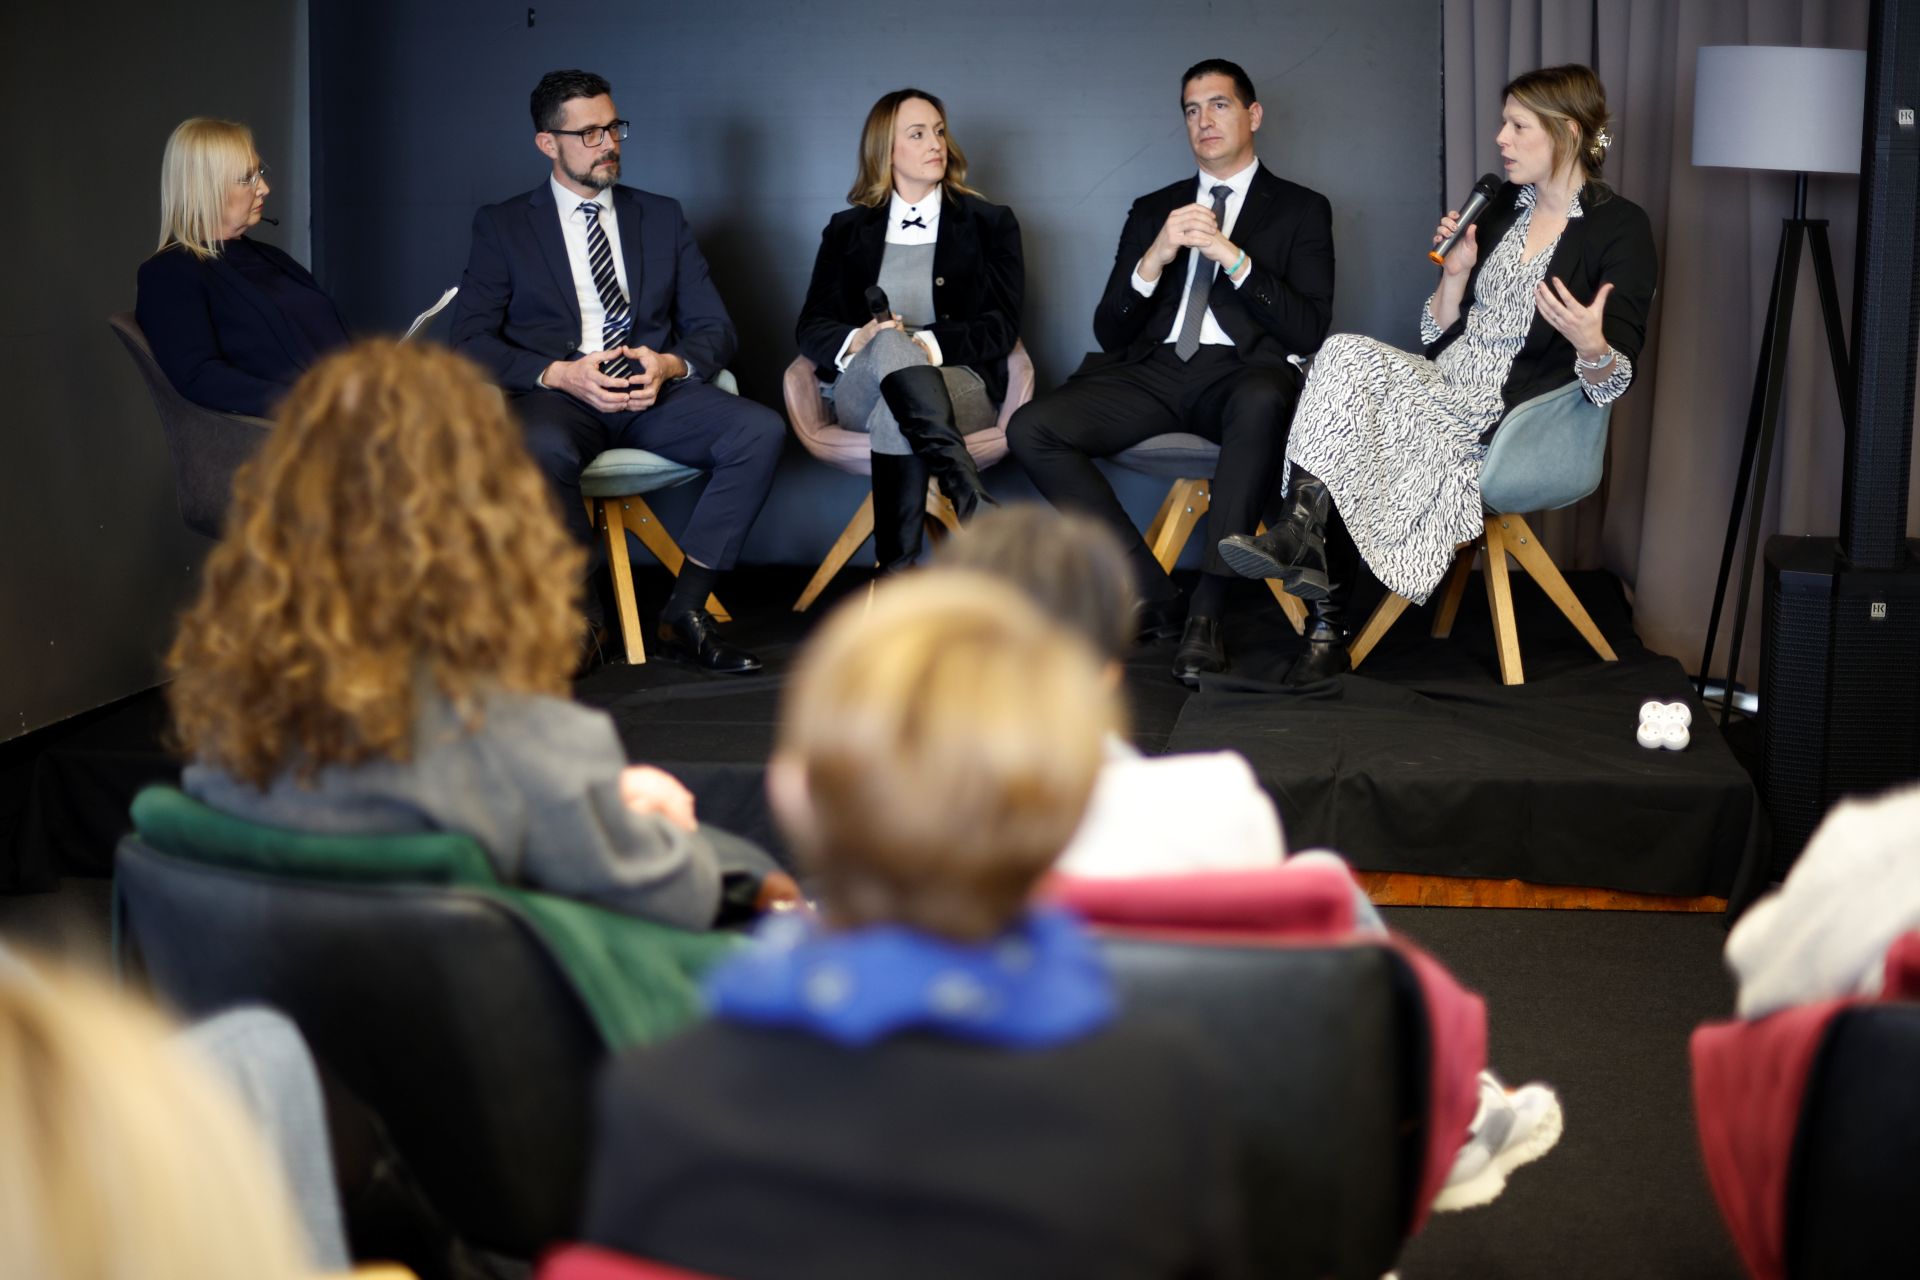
[547,120,629,148]
[236,162,270,190]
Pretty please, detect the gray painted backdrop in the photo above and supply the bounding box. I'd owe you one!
[312,0,1443,561]
[0,0,300,741]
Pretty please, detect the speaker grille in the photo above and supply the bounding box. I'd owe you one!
[1762,545,1835,870]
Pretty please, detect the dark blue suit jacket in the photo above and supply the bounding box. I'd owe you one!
[450,181,738,393]
[135,240,349,417]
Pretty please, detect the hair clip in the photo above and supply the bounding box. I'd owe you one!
[1593,127,1614,151]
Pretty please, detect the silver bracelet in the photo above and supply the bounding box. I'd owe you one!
[1575,347,1615,372]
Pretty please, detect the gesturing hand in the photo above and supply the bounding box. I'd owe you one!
[1535,277,1614,363]
[545,351,633,413]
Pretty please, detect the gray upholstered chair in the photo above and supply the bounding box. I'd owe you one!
[108,312,272,537]
[1347,379,1618,684]
[1109,433,1308,635]
[580,369,738,665]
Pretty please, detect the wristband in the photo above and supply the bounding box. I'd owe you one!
[1227,250,1248,278]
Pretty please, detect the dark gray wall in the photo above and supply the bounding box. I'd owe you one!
[312,0,1442,562]
[0,0,301,742]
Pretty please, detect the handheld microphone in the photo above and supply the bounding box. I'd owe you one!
[863,285,892,321]
[258,216,281,226]
[1427,173,1502,264]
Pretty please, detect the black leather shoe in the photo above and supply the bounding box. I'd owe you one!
[657,607,762,674]
[1172,615,1227,687]
[871,452,932,575]
[1287,598,1350,685]
[880,365,994,519]
[1218,467,1333,599]
[1134,595,1187,645]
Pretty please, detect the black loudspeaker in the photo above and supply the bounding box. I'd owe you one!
[1760,0,1920,871]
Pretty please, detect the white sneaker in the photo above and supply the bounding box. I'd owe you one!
[1432,1070,1564,1212]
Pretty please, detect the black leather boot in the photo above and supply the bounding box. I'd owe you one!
[870,451,931,575]
[1287,595,1352,685]
[1216,466,1333,599]
[879,365,994,519]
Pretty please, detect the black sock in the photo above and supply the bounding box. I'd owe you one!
[665,562,720,619]
[1190,571,1230,618]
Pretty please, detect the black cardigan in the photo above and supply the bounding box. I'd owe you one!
[795,189,1024,405]
[1425,182,1658,415]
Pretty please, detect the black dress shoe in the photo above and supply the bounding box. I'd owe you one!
[657,607,762,674]
[1172,615,1227,687]
[1134,595,1187,645]
[1286,597,1350,685]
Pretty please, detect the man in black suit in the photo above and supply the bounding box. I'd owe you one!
[451,69,783,673]
[1008,59,1335,685]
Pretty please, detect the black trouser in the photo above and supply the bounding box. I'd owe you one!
[1007,345,1300,600]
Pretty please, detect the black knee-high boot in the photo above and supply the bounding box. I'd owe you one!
[871,451,931,575]
[878,365,993,519]
[1216,464,1333,599]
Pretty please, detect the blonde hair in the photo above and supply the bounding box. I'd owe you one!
[0,956,311,1280]
[778,571,1120,940]
[1503,64,1614,189]
[168,339,585,787]
[156,117,257,260]
[847,88,982,208]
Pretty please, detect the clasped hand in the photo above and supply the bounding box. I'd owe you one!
[1144,203,1237,276]
[549,345,684,413]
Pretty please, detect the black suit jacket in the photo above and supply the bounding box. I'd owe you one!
[449,182,737,393]
[583,1017,1249,1280]
[1426,182,1658,415]
[795,190,1024,405]
[135,240,349,417]
[1084,165,1335,374]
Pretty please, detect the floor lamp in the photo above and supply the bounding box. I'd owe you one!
[1692,45,1865,725]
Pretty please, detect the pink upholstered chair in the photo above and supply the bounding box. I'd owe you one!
[782,341,1034,611]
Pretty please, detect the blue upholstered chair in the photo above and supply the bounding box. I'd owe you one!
[579,370,738,665]
[1110,433,1307,635]
[1347,380,1619,684]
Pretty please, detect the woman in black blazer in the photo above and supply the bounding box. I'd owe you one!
[797,89,1024,573]
[1218,65,1657,683]
[136,118,349,417]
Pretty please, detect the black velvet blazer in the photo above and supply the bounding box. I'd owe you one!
[1424,181,1658,414]
[795,189,1024,405]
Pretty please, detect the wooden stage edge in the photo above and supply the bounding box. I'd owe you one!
[1357,871,1727,913]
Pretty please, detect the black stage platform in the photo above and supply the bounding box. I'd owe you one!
[4,565,1757,900]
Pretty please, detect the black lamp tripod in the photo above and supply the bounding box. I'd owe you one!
[1695,172,1852,726]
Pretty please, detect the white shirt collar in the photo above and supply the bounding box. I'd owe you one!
[886,187,941,245]
[552,175,614,220]
[1196,157,1260,202]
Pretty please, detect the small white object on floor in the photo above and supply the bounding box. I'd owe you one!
[1434,1070,1565,1212]
[1636,699,1691,751]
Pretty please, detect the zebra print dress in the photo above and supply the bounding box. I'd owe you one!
[1284,185,1632,604]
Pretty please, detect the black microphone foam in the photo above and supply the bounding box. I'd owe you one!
[863,285,891,320]
[257,215,281,226]
[1428,173,1502,264]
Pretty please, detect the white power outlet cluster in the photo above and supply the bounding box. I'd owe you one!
[1637,700,1692,751]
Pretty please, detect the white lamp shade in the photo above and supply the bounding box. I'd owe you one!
[1693,45,1865,174]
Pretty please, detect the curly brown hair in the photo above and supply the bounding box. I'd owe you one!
[167,339,585,787]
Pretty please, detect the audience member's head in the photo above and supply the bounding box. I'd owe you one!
[772,572,1122,940]
[168,339,584,787]
[0,954,311,1280]
[937,503,1138,666]
[156,117,261,258]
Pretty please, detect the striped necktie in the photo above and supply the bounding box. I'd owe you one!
[579,201,633,378]
[1173,184,1234,361]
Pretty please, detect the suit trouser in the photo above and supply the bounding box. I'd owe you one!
[1007,345,1300,598]
[512,380,785,574]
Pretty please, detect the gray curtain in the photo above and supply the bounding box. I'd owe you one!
[1443,0,1918,686]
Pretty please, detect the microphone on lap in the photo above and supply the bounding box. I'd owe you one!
[1427,173,1501,264]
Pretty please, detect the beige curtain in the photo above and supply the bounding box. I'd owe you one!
[1444,0,1919,687]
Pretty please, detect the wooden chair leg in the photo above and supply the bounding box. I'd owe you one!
[1481,516,1524,684]
[1149,480,1209,572]
[1253,520,1308,636]
[1347,590,1415,670]
[1431,544,1478,639]
[925,486,962,537]
[794,494,875,612]
[597,499,646,665]
[617,495,730,623]
[1496,512,1618,662]
[1142,479,1191,554]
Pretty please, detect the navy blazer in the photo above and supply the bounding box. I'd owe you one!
[450,181,737,393]
[795,190,1024,405]
[1085,164,1336,374]
[135,240,350,417]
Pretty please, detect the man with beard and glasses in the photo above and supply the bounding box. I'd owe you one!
[451,69,784,673]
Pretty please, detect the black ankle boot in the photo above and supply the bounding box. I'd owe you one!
[1287,595,1352,685]
[879,365,994,519]
[1216,467,1333,599]
[871,452,931,575]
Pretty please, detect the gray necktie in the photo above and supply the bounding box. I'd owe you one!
[1174,184,1233,361]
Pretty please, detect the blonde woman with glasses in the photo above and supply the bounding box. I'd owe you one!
[136,117,350,415]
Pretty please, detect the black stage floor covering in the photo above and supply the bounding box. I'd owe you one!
[5,564,1757,899]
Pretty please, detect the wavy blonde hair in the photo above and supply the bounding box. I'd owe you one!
[846,88,982,208]
[168,339,584,787]
[0,955,311,1280]
[155,117,256,260]
[776,571,1120,940]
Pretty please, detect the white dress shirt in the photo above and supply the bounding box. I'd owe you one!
[551,176,630,357]
[1132,157,1259,349]
[832,188,946,371]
